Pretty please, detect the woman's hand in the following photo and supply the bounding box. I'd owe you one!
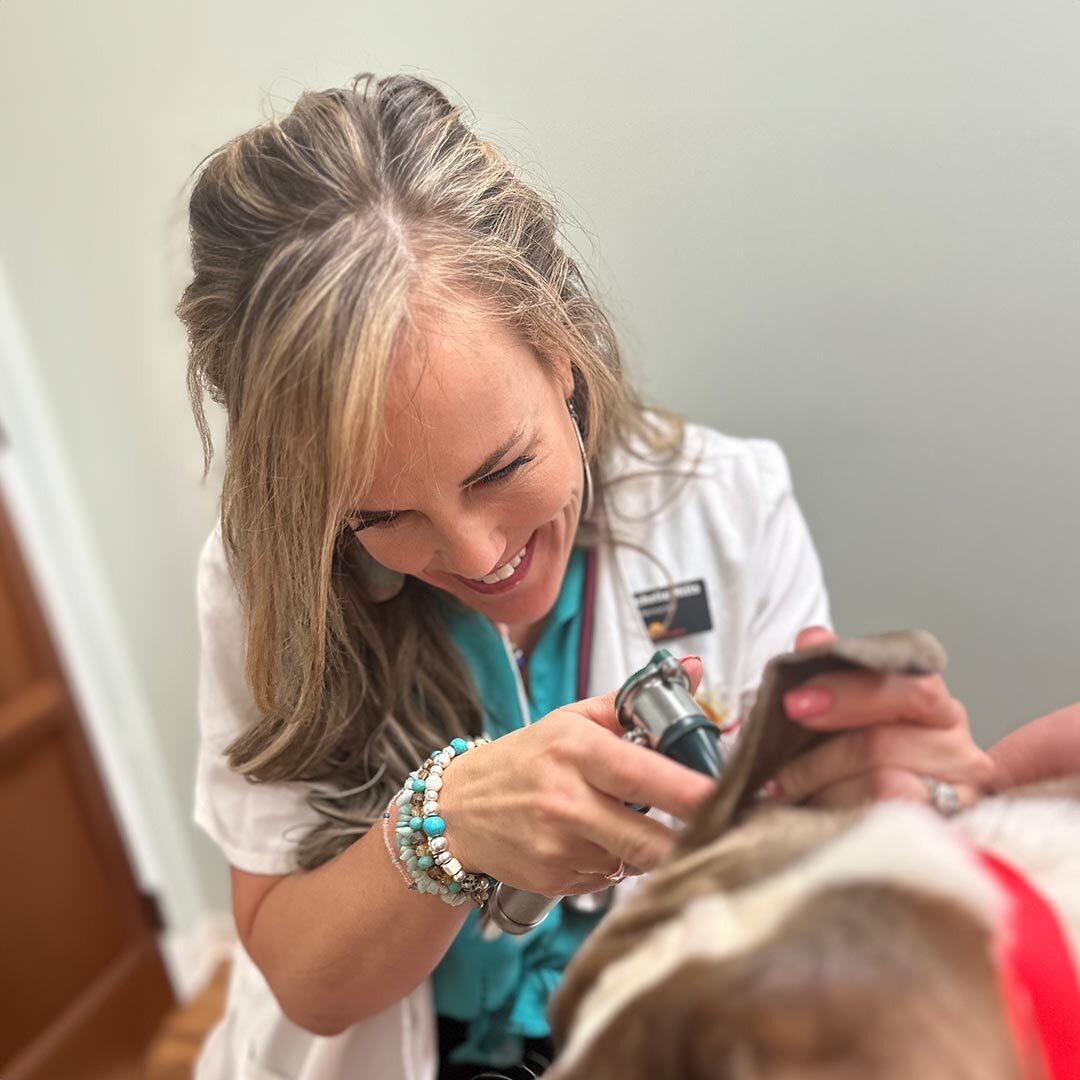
[771,627,997,810]
[438,658,715,896]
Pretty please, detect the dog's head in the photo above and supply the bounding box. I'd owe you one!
[547,632,1051,1080]
[549,799,1026,1080]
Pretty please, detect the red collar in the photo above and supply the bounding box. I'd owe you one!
[975,849,1080,1080]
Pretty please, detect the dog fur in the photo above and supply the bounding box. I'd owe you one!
[547,634,1080,1080]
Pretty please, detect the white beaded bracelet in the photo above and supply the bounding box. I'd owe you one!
[391,736,492,908]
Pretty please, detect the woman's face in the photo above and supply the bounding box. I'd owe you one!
[349,300,586,627]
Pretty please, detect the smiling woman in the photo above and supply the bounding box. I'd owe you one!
[347,300,586,629]
[175,72,987,1080]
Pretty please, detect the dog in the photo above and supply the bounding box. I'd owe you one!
[547,634,1080,1080]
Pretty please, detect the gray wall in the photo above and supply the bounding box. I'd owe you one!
[1,1,1077,923]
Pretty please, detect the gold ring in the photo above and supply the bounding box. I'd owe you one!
[604,860,626,884]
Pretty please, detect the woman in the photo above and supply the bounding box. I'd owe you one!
[179,73,996,1080]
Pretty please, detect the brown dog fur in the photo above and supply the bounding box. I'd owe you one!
[548,636,1077,1079]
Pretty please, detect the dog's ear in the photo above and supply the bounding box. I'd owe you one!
[678,630,947,853]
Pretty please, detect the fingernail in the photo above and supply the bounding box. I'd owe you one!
[784,687,832,719]
[677,655,701,665]
[759,778,783,800]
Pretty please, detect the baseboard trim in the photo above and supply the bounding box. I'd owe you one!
[162,910,237,1002]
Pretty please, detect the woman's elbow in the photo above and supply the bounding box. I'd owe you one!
[288,1008,351,1038]
[272,982,355,1037]
[268,964,404,1036]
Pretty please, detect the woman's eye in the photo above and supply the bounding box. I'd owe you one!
[476,454,534,487]
[348,454,534,531]
[351,513,401,532]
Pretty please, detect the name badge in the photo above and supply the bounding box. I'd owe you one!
[633,578,713,642]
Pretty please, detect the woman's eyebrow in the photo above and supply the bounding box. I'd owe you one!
[351,426,528,519]
[459,425,526,486]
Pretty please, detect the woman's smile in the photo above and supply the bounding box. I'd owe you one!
[453,529,537,594]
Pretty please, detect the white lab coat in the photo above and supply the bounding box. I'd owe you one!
[192,422,830,1080]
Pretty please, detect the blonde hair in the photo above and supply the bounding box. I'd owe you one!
[177,72,679,868]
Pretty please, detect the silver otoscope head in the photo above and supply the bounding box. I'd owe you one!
[614,649,724,776]
[480,649,723,937]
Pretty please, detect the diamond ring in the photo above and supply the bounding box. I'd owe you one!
[921,776,961,817]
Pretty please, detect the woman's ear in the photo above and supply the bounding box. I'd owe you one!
[551,353,575,400]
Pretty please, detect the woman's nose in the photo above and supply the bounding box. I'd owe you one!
[431,513,506,580]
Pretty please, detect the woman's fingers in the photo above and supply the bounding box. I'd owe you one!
[784,671,966,732]
[808,768,982,812]
[564,688,623,735]
[794,625,837,650]
[560,841,630,897]
[787,625,961,733]
[562,874,623,896]
[775,625,994,811]
[680,655,704,694]
[774,724,996,804]
[578,731,716,822]
[463,657,709,890]
[557,654,713,823]
[578,798,684,873]
[567,840,624,879]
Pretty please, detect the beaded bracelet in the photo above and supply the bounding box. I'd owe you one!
[382,796,416,887]
[389,736,493,908]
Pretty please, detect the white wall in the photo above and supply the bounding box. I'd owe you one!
[1,0,1077,964]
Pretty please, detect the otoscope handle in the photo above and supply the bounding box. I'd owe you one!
[481,650,722,937]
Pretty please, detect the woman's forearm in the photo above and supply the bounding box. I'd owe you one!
[243,824,469,1035]
[989,702,1080,790]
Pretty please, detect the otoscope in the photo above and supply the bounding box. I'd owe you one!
[480,649,724,936]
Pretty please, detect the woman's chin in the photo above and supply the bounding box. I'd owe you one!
[456,571,556,625]
[485,588,557,626]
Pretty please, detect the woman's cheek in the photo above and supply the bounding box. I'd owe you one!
[512,486,566,530]
[357,532,424,574]
[517,457,577,520]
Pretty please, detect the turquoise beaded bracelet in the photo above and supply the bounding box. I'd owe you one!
[390,736,492,908]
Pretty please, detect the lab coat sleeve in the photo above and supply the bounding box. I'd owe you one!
[192,527,321,876]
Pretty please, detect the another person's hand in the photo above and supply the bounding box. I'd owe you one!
[439,657,714,895]
[771,627,997,810]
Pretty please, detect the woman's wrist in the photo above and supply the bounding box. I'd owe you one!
[389,737,492,908]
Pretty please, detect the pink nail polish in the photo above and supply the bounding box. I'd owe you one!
[784,686,832,719]
[677,655,701,665]
[761,778,782,800]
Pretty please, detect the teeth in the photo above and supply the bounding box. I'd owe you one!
[472,545,528,585]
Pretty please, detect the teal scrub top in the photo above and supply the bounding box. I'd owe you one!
[432,547,602,1066]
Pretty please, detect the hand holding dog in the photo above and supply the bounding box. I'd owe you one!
[772,626,997,810]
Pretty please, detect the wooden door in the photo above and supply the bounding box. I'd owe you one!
[0,490,175,1079]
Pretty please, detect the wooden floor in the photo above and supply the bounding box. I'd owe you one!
[143,963,229,1080]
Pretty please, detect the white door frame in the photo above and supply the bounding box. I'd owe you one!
[0,264,219,997]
